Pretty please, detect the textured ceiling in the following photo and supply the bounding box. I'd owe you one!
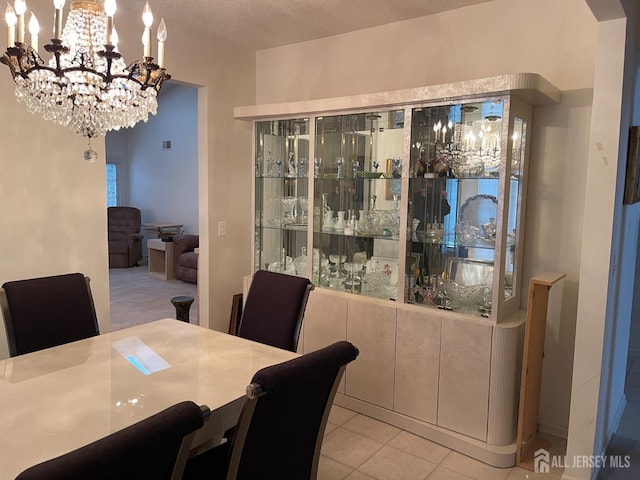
[119,0,495,50]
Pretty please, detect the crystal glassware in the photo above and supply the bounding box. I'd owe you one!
[336,157,344,178]
[298,196,309,224]
[281,196,297,224]
[443,280,486,311]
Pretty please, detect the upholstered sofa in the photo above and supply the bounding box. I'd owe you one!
[107,207,143,268]
[172,235,199,284]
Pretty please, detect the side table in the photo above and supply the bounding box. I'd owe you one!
[148,238,174,280]
[142,223,183,239]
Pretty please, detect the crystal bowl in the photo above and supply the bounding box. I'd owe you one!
[443,280,485,309]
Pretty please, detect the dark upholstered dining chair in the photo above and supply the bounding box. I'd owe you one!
[183,341,359,480]
[0,272,99,357]
[15,401,209,480]
[237,269,314,352]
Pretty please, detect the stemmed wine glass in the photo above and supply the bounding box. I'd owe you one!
[298,196,309,224]
[328,253,347,290]
[281,197,297,225]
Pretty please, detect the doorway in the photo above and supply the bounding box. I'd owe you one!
[106,82,200,328]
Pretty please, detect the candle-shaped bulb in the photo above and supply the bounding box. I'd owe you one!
[104,0,116,16]
[13,0,25,14]
[5,3,16,45]
[5,3,16,24]
[111,26,118,48]
[53,0,64,40]
[142,1,153,57]
[104,0,115,45]
[157,17,167,42]
[28,11,36,28]
[157,17,166,67]
[28,11,37,50]
[14,0,25,43]
[142,1,153,27]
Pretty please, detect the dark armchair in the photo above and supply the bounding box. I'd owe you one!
[172,235,199,284]
[108,207,143,268]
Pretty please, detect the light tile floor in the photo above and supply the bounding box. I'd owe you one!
[318,406,566,480]
[317,355,640,480]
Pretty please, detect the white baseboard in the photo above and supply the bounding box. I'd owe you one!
[539,422,568,439]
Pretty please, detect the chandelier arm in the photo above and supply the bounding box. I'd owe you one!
[138,60,153,90]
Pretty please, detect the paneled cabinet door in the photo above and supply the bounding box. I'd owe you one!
[301,288,348,390]
[394,309,441,424]
[345,297,397,409]
[438,318,492,441]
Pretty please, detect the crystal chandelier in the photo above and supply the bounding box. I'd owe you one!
[1,0,170,157]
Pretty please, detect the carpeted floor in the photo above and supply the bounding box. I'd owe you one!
[109,260,198,331]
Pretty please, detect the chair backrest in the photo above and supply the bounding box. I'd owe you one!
[107,206,141,241]
[237,270,314,352]
[15,401,209,480]
[225,341,359,480]
[0,273,99,357]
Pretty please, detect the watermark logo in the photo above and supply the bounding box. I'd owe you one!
[533,448,631,473]
[534,448,550,473]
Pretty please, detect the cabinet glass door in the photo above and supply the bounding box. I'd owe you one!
[254,118,310,277]
[406,100,507,315]
[505,115,527,300]
[313,110,404,299]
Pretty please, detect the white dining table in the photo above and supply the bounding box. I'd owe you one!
[0,319,298,478]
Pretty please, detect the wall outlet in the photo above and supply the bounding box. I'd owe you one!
[218,221,227,236]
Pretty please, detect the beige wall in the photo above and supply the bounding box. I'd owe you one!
[256,0,595,104]
[253,0,596,437]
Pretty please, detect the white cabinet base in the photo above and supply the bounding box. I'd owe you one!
[334,393,518,468]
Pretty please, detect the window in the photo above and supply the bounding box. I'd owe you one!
[106,163,118,206]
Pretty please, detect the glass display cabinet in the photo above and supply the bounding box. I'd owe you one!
[246,77,542,323]
[313,110,404,300]
[239,74,560,468]
[254,118,310,277]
